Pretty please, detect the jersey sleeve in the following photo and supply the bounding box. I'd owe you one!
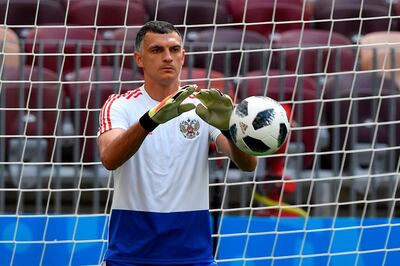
[98,94,130,135]
[209,125,221,143]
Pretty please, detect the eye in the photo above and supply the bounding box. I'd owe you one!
[151,47,162,53]
[171,46,181,53]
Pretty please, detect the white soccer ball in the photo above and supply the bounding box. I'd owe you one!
[228,96,290,156]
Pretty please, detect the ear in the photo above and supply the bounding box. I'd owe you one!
[181,48,185,66]
[134,51,143,68]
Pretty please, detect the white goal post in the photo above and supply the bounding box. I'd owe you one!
[0,0,400,265]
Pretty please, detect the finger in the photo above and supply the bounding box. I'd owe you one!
[208,89,232,107]
[174,86,196,102]
[194,85,203,93]
[222,94,233,105]
[208,89,225,101]
[209,88,224,96]
[180,84,198,92]
[192,88,211,97]
[179,103,196,113]
[194,90,212,104]
[195,103,210,121]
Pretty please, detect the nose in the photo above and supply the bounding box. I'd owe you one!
[163,50,173,62]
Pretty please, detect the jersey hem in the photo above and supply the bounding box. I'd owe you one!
[105,256,214,265]
[97,126,128,136]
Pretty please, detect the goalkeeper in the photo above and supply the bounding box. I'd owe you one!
[98,21,257,266]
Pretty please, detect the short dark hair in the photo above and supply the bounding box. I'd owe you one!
[135,21,182,50]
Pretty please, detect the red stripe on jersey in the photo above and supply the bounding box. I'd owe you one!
[133,92,142,98]
[125,88,142,100]
[124,91,135,99]
[99,94,120,134]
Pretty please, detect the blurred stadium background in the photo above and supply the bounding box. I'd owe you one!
[0,0,400,265]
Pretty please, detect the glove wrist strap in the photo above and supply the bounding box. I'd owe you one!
[221,129,232,140]
[139,112,159,132]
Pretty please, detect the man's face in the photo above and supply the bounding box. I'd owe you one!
[135,32,185,85]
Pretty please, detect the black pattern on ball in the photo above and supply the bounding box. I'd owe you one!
[229,124,237,142]
[235,100,248,117]
[278,123,288,147]
[253,108,275,130]
[243,136,271,153]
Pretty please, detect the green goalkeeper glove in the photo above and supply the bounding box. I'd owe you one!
[194,88,233,130]
[139,84,197,132]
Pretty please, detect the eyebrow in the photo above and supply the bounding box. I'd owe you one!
[148,44,182,50]
[148,44,162,49]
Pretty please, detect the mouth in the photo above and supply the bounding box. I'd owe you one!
[160,66,175,71]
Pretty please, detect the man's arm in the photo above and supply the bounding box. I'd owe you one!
[194,88,257,172]
[98,123,148,171]
[98,85,197,171]
[215,133,257,172]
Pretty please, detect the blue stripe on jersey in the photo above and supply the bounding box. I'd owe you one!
[105,263,217,266]
[104,263,217,266]
[104,209,214,265]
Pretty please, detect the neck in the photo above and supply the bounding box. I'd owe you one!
[143,79,180,101]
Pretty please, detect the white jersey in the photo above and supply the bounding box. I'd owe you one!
[99,85,220,265]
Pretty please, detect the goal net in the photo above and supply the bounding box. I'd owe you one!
[0,0,400,265]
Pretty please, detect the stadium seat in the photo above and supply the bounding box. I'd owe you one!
[0,65,60,166]
[313,0,394,42]
[323,72,400,171]
[395,0,400,21]
[180,67,236,101]
[107,27,141,70]
[64,65,143,99]
[224,0,307,18]
[189,27,268,77]
[225,0,311,38]
[64,66,143,163]
[24,26,109,78]
[0,27,20,68]
[238,69,319,169]
[0,65,63,187]
[155,1,231,40]
[0,0,66,37]
[359,31,400,85]
[271,29,356,75]
[145,0,223,20]
[66,0,147,36]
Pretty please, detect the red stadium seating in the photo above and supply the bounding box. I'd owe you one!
[324,72,400,145]
[189,28,268,77]
[155,1,230,39]
[0,0,66,36]
[323,72,400,170]
[224,0,309,18]
[107,27,141,70]
[66,0,147,33]
[145,0,223,20]
[64,65,143,98]
[313,0,394,42]
[67,0,146,27]
[226,0,311,38]
[24,26,109,78]
[0,66,60,163]
[271,29,356,75]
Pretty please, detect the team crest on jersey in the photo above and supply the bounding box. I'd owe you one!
[180,118,200,139]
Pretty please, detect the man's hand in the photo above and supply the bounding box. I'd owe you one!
[149,84,197,124]
[194,88,233,130]
[140,84,197,132]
